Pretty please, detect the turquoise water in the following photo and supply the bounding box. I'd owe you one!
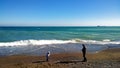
[0,26,120,42]
[0,26,120,56]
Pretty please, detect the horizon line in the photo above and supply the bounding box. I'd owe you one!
[0,25,120,27]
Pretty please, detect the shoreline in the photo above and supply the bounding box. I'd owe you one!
[0,42,120,56]
[0,48,120,68]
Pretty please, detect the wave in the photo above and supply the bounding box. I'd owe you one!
[74,39,120,44]
[0,39,120,47]
[0,40,76,46]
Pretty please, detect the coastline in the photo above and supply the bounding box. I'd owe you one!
[0,48,120,68]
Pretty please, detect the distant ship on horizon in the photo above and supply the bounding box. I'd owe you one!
[97,25,106,27]
[97,25,100,27]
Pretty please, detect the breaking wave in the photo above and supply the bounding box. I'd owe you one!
[0,40,76,46]
[0,39,120,47]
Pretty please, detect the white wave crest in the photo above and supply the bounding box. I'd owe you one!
[73,39,120,44]
[0,39,119,47]
[102,39,111,42]
[0,40,77,46]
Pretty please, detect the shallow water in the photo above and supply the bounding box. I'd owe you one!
[0,43,120,56]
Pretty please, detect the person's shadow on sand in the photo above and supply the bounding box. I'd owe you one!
[32,60,46,63]
[32,60,85,64]
[56,60,86,64]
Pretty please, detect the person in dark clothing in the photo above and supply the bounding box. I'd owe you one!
[82,44,87,62]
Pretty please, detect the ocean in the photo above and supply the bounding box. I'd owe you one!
[0,26,120,56]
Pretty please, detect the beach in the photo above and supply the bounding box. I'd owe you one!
[0,48,119,68]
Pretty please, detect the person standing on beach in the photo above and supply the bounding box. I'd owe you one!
[46,51,50,62]
[82,44,87,62]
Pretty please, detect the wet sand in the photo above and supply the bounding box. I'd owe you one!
[0,48,120,68]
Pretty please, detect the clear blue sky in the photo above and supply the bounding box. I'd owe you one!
[0,0,120,26]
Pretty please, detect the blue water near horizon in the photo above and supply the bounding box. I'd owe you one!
[0,26,120,56]
[0,26,120,42]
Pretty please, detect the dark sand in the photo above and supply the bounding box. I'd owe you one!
[0,48,120,68]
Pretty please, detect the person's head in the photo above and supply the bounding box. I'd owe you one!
[48,51,50,54]
[82,44,85,47]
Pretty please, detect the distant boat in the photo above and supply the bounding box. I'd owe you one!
[97,25,106,27]
[97,25,100,27]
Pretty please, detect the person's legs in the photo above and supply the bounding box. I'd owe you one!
[82,51,87,62]
[46,56,49,61]
[83,52,85,58]
[84,57,87,62]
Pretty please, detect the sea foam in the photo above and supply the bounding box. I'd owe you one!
[0,39,120,47]
[0,40,76,46]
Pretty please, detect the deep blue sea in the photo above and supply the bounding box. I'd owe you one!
[0,26,120,56]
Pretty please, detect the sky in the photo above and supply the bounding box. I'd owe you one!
[0,0,120,26]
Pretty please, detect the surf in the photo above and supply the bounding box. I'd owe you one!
[0,39,120,47]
